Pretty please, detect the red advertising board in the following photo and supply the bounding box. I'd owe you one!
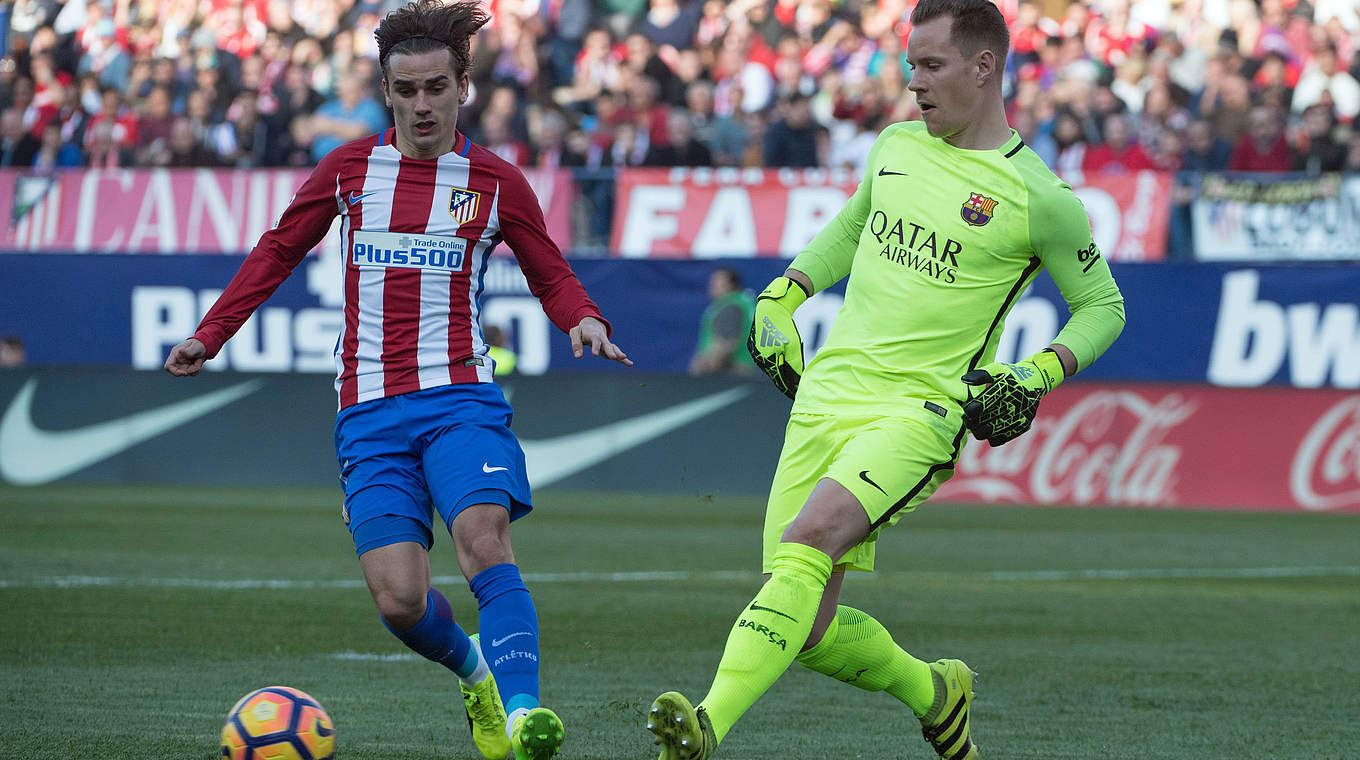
[939,384,1360,512]
[611,166,1172,261]
[1,167,575,254]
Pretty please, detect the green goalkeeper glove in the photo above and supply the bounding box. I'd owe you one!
[747,276,809,400]
[960,349,1066,446]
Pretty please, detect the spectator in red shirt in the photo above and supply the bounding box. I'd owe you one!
[1227,105,1294,171]
[1082,112,1154,174]
[83,87,138,165]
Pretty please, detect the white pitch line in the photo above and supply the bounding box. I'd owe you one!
[982,566,1360,581]
[1,567,1357,590]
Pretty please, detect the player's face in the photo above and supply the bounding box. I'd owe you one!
[906,15,984,141]
[383,49,469,159]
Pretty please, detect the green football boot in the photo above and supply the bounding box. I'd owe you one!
[646,691,716,760]
[511,706,565,760]
[919,658,981,760]
[460,635,511,760]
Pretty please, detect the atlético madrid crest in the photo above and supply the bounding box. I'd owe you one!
[961,192,998,226]
[449,187,480,225]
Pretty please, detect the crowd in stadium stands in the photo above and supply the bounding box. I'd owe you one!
[1,0,1359,177]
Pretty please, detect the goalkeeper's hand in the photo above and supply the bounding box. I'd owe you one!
[747,276,809,400]
[960,349,1066,446]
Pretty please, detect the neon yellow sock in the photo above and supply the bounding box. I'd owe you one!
[795,605,935,717]
[699,542,832,743]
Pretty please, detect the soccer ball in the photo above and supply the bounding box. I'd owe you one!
[220,686,336,760]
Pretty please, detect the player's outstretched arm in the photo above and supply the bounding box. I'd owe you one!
[164,338,207,377]
[570,316,632,366]
[747,270,811,400]
[960,345,1074,447]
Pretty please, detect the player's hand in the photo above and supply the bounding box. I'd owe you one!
[164,338,207,377]
[747,276,808,400]
[960,349,1065,446]
[571,316,632,366]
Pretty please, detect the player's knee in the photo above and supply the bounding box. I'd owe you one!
[373,586,426,630]
[455,528,514,573]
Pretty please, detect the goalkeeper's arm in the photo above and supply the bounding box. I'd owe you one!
[747,269,813,400]
[960,344,1076,447]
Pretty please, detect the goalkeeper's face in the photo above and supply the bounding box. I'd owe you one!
[906,15,990,141]
[383,49,470,160]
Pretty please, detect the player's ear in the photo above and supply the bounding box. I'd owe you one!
[380,76,392,108]
[976,48,996,87]
[458,73,470,105]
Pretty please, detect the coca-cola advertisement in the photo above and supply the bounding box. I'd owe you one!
[940,383,1360,512]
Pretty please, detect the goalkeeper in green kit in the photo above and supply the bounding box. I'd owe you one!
[645,1,1124,759]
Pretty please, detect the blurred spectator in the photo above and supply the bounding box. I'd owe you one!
[635,0,702,52]
[597,119,649,167]
[1083,113,1154,173]
[763,93,820,167]
[1292,103,1348,173]
[689,267,755,376]
[481,110,531,165]
[83,88,138,167]
[531,109,587,168]
[685,80,747,166]
[0,335,25,368]
[302,72,388,163]
[0,108,41,167]
[31,121,82,172]
[1181,119,1233,172]
[1292,44,1360,120]
[643,109,712,166]
[1228,105,1294,171]
[483,325,518,376]
[164,116,223,167]
[135,85,175,166]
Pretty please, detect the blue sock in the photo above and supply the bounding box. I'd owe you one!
[383,587,482,680]
[471,563,539,715]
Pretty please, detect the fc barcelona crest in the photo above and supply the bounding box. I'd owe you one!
[449,187,480,225]
[961,192,998,226]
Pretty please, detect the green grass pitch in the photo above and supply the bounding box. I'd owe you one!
[2,484,1358,759]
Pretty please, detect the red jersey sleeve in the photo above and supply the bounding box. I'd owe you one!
[192,150,347,357]
[495,166,611,336]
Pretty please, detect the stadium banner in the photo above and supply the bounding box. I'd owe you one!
[610,167,1172,261]
[1191,173,1360,260]
[0,167,574,253]
[0,368,1355,513]
[2,256,1358,387]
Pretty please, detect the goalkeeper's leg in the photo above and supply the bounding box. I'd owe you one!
[794,605,935,712]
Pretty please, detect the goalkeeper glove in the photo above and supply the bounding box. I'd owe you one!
[960,349,1066,446]
[747,276,809,400]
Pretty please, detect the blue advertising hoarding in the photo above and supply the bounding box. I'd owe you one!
[1,253,1357,388]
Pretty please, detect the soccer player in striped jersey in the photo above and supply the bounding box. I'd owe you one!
[165,2,629,758]
[646,2,1124,759]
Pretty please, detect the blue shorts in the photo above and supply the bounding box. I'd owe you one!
[334,384,533,556]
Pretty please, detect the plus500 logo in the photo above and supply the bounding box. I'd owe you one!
[351,230,468,271]
[1209,270,1360,388]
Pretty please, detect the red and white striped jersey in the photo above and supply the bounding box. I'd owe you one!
[192,129,607,410]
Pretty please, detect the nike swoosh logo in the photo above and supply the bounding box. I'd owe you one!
[0,378,264,486]
[877,168,908,176]
[482,462,509,473]
[748,602,799,623]
[490,631,532,647]
[520,387,750,487]
[859,470,887,495]
[347,191,376,205]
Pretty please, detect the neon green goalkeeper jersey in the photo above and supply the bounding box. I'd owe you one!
[790,121,1125,415]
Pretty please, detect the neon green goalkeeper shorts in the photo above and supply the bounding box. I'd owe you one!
[762,400,966,574]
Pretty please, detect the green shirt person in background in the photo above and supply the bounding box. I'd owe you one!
[689,267,756,376]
